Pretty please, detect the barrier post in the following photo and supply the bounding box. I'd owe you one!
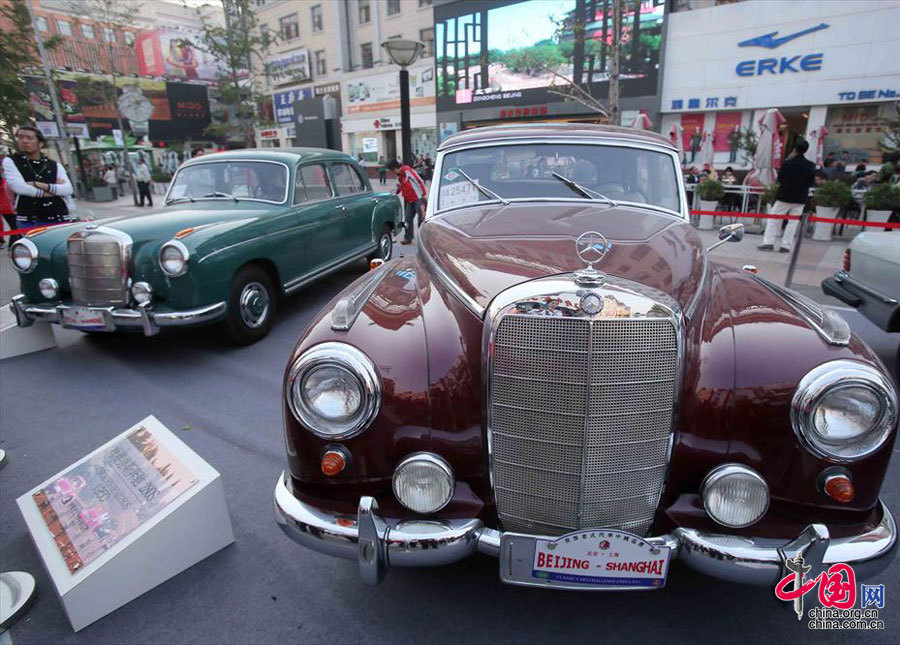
[784,211,810,289]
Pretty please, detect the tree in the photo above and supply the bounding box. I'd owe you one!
[188,0,274,147]
[68,0,143,203]
[0,0,60,143]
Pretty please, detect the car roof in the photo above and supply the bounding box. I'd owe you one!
[439,123,674,151]
[180,147,357,168]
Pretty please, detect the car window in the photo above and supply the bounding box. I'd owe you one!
[331,163,366,196]
[437,144,681,214]
[168,161,287,203]
[296,164,333,202]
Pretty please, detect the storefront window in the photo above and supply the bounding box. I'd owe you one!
[824,103,894,165]
[349,132,381,163]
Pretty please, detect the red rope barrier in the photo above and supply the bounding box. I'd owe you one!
[690,210,900,228]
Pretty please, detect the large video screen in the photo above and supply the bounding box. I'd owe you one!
[435,0,665,111]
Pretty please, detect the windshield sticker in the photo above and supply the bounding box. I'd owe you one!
[440,180,480,208]
[443,170,460,182]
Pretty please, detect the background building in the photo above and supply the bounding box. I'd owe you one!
[252,0,436,160]
[433,0,667,139]
[659,0,900,168]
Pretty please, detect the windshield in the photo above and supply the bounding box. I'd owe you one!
[167,161,288,204]
[437,144,681,213]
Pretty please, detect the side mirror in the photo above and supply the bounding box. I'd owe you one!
[718,223,744,242]
[706,223,744,252]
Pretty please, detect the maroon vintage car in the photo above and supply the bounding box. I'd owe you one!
[274,124,897,591]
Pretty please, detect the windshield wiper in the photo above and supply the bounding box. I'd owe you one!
[166,196,195,204]
[203,192,239,202]
[457,169,509,205]
[551,172,618,207]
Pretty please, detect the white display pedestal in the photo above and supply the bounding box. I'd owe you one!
[812,206,838,241]
[698,200,718,230]
[867,209,892,225]
[17,416,234,632]
[0,304,56,359]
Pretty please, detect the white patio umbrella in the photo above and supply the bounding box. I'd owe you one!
[669,123,684,165]
[698,130,715,169]
[743,108,786,187]
[631,113,653,131]
[808,125,829,167]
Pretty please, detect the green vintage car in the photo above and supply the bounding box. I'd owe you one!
[8,149,402,344]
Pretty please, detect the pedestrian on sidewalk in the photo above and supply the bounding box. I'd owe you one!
[135,157,153,207]
[104,164,118,198]
[758,139,816,253]
[1,127,72,230]
[387,159,427,245]
[377,156,387,186]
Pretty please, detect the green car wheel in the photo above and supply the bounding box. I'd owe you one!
[224,265,277,345]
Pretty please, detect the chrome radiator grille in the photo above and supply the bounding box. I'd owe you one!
[490,315,678,537]
[66,229,131,305]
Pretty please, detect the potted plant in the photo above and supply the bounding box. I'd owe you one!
[88,177,114,202]
[812,180,853,241]
[696,179,725,230]
[152,170,173,196]
[864,183,900,224]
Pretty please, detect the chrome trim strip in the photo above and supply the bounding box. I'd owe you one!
[834,271,899,305]
[274,475,897,587]
[417,239,484,317]
[331,262,392,331]
[283,243,377,295]
[164,159,291,205]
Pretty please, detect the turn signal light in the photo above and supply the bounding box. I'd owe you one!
[742,265,758,274]
[321,449,347,476]
[842,249,851,272]
[175,227,195,239]
[26,226,48,237]
[369,258,385,271]
[824,473,855,503]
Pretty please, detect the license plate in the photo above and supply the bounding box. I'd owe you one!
[61,306,107,330]
[500,529,671,590]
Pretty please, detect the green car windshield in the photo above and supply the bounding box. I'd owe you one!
[167,161,289,204]
[437,144,682,214]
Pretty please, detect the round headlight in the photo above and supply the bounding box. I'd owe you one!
[288,342,380,439]
[392,453,455,514]
[701,464,769,528]
[159,241,189,277]
[132,281,153,305]
[792,360,897,462]
[10,239,37,273]
[39,278,59,300]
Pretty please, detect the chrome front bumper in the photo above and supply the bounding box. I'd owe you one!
[10,294,226,336]
[274,472,897,587]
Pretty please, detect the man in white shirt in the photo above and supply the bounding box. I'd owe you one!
[2,127,73,226]
[135,157,153,207]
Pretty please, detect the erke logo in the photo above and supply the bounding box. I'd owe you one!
[735,23,828,77]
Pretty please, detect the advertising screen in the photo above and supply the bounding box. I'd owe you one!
[435,0,665,111]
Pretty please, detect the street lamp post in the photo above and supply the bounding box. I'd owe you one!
[381,40,425,165]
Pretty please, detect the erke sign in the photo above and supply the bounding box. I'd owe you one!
[735,22,827,77]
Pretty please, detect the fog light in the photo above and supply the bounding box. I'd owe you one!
[38,278,59,300]
[392,453,454,514]
[132,281,153,304]
[823,473,855,503]
[701,464,769,528]
[369,258,384,270]
[320,449,347,476]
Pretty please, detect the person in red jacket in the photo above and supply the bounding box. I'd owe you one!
[387,159,427,245]
[0,156,17,247]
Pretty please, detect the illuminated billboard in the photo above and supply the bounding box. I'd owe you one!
[435,0,665,111]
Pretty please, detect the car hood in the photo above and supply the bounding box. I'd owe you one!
[88,203,277,244]
[419,202,705,314]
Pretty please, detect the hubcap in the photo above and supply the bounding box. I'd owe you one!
[380,233,392,259]
[239,281,270,329]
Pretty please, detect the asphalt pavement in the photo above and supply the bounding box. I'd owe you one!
[0,205,898,644]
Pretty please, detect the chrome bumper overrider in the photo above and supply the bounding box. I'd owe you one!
[274,472,897,586]
[10,294,226,336]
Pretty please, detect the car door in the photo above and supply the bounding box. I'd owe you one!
[329,162,376,254]
[293,162,341,274]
